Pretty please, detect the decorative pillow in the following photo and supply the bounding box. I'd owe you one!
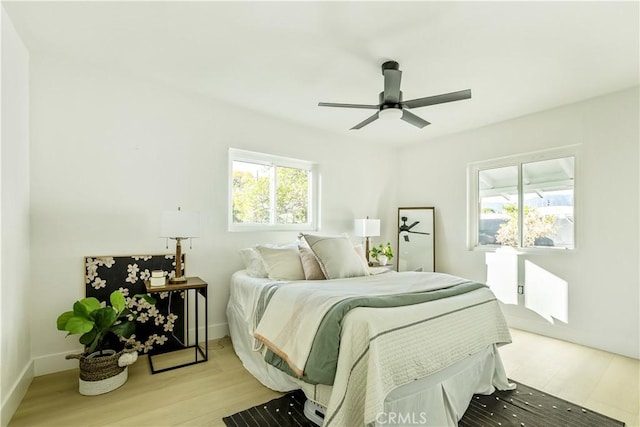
[256,245,305,281]
[302,234,370,279]
[298,246,326,280]
[353,244,368,265]
[239,247,268,278]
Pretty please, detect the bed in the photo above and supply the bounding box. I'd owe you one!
[226,235,514,426]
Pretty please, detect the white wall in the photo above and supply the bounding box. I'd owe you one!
[398,87,639,359]
[0,7,32,427]
[19,33,640,388]
[28,54,399,373]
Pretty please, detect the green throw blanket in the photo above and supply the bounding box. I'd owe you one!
[264,280,486,385]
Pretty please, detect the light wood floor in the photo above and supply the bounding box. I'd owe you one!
[9,329,639,427]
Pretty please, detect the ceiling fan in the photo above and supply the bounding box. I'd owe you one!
[399,216,430,242]
[318,60,471,130]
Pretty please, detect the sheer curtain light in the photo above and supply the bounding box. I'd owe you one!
[354,218,380,264]
[161,207,200,284]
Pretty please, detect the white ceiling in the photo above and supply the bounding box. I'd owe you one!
[4,1,639,146]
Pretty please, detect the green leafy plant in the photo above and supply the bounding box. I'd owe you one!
[370,242,394,261]
[56,290,155,355]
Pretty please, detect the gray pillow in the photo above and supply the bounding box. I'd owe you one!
[302,234,370,279]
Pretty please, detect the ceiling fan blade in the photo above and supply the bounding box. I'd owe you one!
[407,221,420,230]
[403,89,472,109]
[409,231,430,235]
[401,110,431,128]
[383,69,402,103]
[351,112,379,130]
[318,102,379,109]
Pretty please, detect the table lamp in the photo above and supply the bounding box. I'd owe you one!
[354,217,380,264]
[161,207,200,284]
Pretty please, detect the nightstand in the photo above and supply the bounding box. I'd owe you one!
[370,263,396,271]
[144,276,208,374]
[368,264,396,275]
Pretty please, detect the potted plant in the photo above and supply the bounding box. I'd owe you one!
[57,290,155,395]
[370,242,394,266]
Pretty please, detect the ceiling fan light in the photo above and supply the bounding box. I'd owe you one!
[379,108,403,120]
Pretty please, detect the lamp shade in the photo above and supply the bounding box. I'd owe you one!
[354,218,380,237]
[161,210,201,238]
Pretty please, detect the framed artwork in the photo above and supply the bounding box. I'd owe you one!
[84,254,185,353]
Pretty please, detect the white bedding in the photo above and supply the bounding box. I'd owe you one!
[227,270,514,426]
[227,271,298,392]
[254,271,468,376]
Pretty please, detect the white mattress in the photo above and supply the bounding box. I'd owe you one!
[226,270,514,426]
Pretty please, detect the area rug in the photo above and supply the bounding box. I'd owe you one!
[223,381,625,427]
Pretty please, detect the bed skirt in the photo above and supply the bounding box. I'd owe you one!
[227,294,513,426]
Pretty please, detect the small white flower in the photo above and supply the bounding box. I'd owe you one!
[91,278,107,290]
[117,287,130,296]
[86,264,98,283]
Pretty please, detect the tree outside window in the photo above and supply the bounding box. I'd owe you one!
[229,149,317,231]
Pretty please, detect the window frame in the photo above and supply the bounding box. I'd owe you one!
[228,148,319,232]
[467,145,578,252]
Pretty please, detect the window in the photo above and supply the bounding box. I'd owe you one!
[468,147,576,250]
[229,148,318,231]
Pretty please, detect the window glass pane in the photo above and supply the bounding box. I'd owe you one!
[275,166,309,224]
[231,160,271,224]
[478,166,519,247]
[522,157,574,248]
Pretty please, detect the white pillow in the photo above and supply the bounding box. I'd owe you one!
[353,244,368,265]
[302,234,370,279]
[256,245,305,281]
[239,247,268,278]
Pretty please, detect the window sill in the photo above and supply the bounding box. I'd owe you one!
[229,224,317,233]
[470,245,575,255]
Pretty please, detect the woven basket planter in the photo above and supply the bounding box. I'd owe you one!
[66,348,137,396]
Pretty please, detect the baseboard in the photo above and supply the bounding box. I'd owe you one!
[1,360,34,427]
[207,321,230,340]
[33,322,229,377]
[505,315,639,360]
[33,348,84,377]
[186,321,229,346]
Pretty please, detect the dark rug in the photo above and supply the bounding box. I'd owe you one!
[223,381,625,426]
